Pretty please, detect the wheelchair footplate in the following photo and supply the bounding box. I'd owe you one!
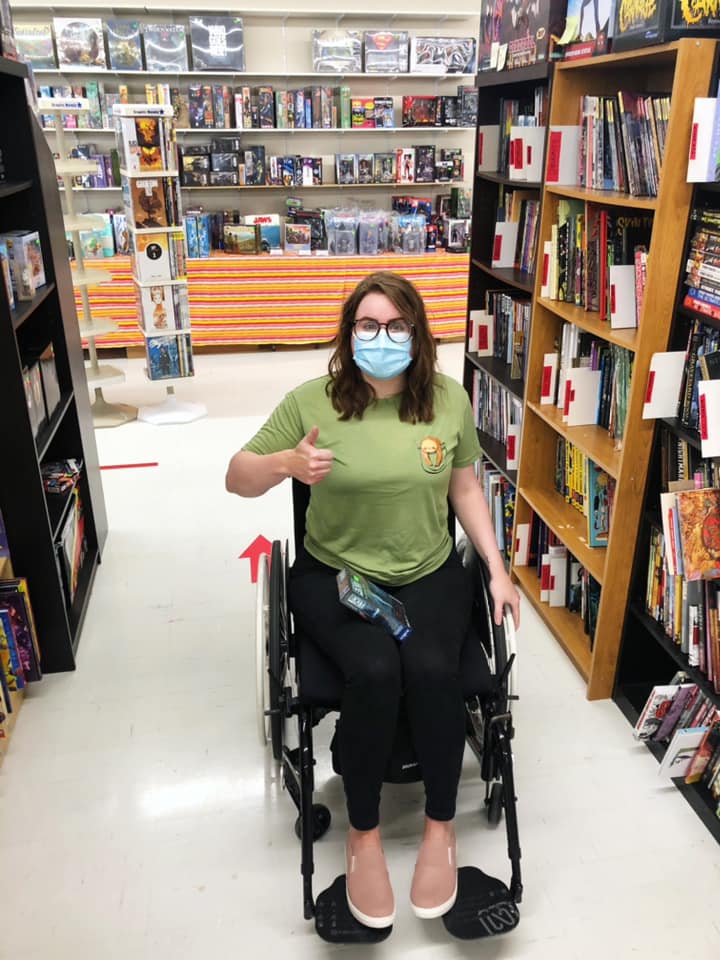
[442,867,520,940]
[315,875,393,944]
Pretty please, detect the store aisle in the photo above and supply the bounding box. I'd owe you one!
[1,345,719,960]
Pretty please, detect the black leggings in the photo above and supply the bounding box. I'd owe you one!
[288,547,473,831]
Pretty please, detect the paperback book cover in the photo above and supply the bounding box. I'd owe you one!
[0,609,24,692]
[676,487,720,580]
[337,567,412,642]
[587,463,614,547]
[129,178,174,230]
[634,684,693,740]
[53,17,106,68]
[657,726,708,778]
[0,580,41,683]
[105,19,143,71]
[146,335,181,380]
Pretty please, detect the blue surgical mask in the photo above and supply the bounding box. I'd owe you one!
[353,331,413,380]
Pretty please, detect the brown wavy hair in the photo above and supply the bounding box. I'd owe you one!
[328,271,438,422]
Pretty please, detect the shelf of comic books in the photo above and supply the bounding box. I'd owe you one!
[613,681,720,841]
[515,46,717,705]
[525,400,621,477]
[536,298,639,352]
[512,563,595,680]
[466,352,524,403]
[545,185,658,211]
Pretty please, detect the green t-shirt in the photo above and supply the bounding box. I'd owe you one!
[242,373,481,585]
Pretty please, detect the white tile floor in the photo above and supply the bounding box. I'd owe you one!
[1,343,719,959]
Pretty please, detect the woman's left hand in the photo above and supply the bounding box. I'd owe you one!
[489,571,520,630]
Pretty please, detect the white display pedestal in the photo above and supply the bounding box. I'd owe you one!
[138,385,207,425]
[44,96,137,429]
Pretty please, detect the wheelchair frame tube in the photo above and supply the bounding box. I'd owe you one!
[299,707,316,919]
[493,720,523,904]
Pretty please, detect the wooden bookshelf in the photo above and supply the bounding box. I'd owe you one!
[512,38,718,700]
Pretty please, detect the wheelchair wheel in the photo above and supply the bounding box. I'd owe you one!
[487,781,504,826]
[294,804,332,842]
[255,551,271,748]
[268,541,284,761]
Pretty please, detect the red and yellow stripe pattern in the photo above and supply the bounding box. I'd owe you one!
[75,252,468,348]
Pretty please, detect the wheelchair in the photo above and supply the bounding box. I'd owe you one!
[255,480,522,942]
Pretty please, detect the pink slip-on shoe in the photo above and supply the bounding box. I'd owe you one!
[410,830,458,919]
[345,836,396,929]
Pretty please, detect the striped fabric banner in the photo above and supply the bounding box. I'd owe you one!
[75,252,469,348]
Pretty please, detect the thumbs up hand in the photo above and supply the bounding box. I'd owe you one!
[290,425,334,485]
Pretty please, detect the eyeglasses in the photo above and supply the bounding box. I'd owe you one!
[353,318,414,344]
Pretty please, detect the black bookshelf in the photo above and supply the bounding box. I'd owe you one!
[463,63,550,485]
[0,57,107,673]
[613,179,720,843]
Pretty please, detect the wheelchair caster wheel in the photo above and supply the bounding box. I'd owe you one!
[295,804,332,841]
[487,782,503,825]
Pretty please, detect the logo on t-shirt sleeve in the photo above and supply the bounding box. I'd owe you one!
[418,436,447,474]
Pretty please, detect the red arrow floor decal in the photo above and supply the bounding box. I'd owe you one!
[240,534,272,583]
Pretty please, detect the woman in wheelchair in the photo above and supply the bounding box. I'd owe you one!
[226,271,519,930]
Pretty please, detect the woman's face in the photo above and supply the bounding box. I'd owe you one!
[352,292,412,343]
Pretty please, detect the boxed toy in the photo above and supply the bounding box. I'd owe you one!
[374,152,397,184]
[357,154,374,184]
[410,37,476,74]
[363,30,409,73]
[402,96,438,127]
[351,98,375,128]
[337,567,412,642]
[414,145,436,183]
[336,153,357,184]
[312,28,362,73]
[374,97,395,128]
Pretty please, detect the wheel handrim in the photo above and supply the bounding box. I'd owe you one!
[255,553,271,747]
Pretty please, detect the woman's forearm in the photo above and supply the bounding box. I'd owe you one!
[225,449,292,497]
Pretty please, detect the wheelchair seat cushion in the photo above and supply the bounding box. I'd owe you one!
[297,625,494,709]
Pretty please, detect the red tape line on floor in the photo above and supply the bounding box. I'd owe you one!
[100,462,159,470]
